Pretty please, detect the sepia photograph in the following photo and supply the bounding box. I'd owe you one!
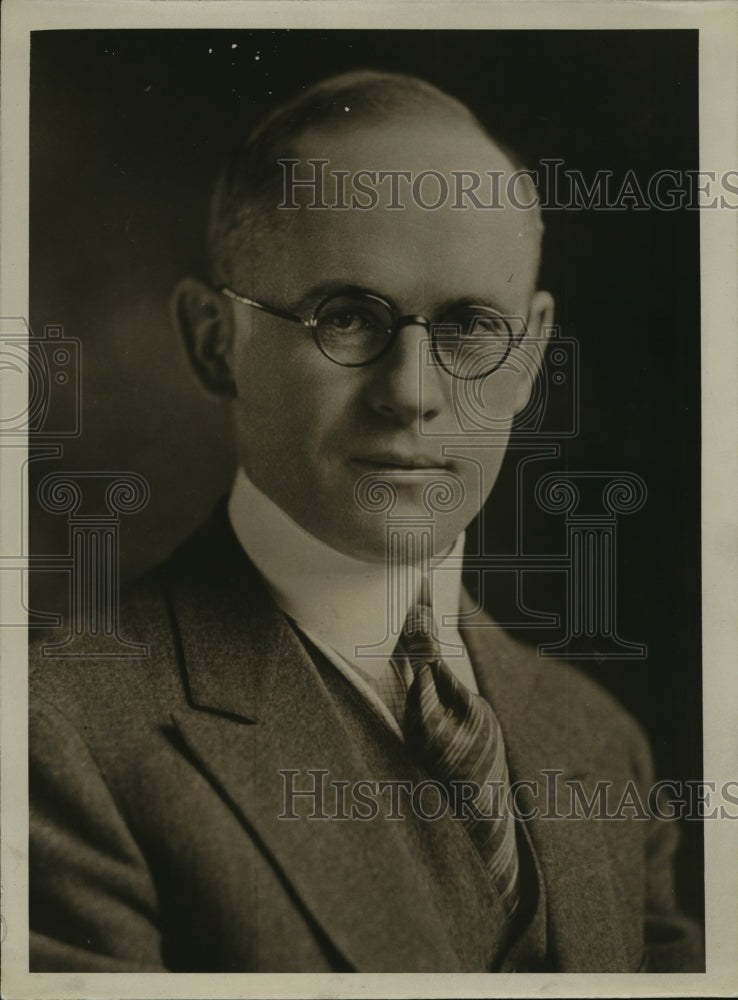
[1,2,737,997]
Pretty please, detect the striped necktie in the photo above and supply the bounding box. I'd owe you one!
[398,601,520,918]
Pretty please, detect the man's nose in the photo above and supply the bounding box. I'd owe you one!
[363,321,446,425]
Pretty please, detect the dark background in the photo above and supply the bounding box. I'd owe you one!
[29,29,702,920]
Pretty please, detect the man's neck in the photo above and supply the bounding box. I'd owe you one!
[226,466,467,672]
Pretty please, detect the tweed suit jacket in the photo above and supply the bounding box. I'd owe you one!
[29,505,704,973]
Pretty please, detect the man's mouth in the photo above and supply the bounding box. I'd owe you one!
[353,452,450,471]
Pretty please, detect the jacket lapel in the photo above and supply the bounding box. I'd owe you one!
[162,507,632,971]
[460,594,631,971]
[162,512,464,971]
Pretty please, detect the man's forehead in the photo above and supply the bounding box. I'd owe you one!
[252,212,539,314]
[295,113,514,172]
[280,116,540,236]
[238,115,542,306]
[289,116,530,210]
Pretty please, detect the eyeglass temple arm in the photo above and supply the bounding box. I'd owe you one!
[219,287,313,328]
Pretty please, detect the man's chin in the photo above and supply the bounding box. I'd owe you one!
[317,515,465,566]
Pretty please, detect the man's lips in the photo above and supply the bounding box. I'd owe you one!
[353,453,450,471]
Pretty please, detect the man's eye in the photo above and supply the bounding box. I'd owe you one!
[471,315,509,338]
[321,309,381,335]
[327,311,364,330]
[443,309,510,339]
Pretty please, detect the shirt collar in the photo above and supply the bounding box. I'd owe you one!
[227,467,466,674]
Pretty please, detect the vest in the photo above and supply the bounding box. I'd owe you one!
[302,634,551,972]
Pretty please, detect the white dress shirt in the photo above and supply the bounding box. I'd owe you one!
[228,467,478,739]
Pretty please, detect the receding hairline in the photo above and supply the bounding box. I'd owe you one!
[248,69,494,147]
[207,70,534,285]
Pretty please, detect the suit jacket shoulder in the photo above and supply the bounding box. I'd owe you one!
[28,503,704,973]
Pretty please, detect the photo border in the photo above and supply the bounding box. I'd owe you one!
[2,1,736,997]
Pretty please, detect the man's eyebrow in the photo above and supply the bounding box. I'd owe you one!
[286,281,389,313]
[288,286,514,316]
[436,294,511,315]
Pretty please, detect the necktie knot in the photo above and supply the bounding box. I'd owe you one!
[400,601,441,665]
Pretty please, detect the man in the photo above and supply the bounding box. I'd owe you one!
[29,71,703,973]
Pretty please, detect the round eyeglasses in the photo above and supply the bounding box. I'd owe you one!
[219,285,522,380]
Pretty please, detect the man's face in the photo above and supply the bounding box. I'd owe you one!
[225,117,547,561]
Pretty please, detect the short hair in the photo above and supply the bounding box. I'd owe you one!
[207,70,528,286]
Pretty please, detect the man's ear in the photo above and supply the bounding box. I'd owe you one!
[513,289,555,414]
[171,277,237,399]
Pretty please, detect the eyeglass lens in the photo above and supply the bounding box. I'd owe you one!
[313,293,513,377]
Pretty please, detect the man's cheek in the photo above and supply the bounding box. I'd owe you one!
[450,372,523,426]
